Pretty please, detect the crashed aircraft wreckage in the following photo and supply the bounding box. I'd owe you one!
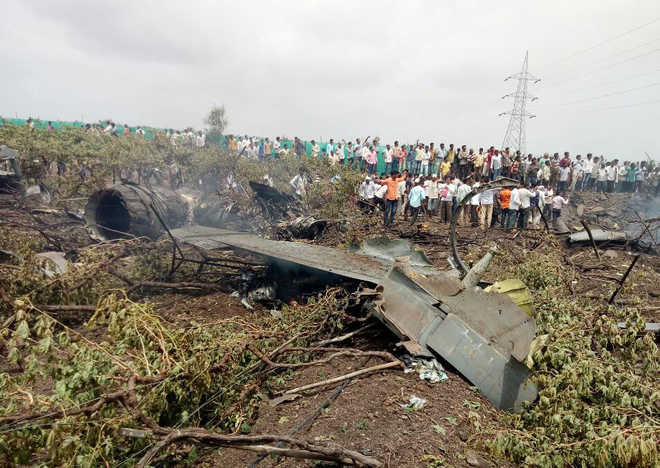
[86,179,538,411]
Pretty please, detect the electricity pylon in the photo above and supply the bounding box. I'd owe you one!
[499,51,540,154]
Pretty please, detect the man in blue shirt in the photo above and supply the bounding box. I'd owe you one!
[408,178,427,225]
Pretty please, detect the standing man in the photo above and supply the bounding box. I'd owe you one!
[552,192,569,230]
[558,163,571,194]
[581,154,593,191]
[294,137,304,157]
[455,179,472,225]
[437,143,448,176]
[507,186,520,232]
[361,141,370,172]
[384,144,393,174]
[326,139,335,161]
[473,148,484,179]
[517,185,535,230]
[498,186,511,229]
[479,187,495,231]
[408,178,427,224]
[273,136,281,158]
[378,171,407,226]
[606,161,616,193]
[424,175,439,217]
[491,151,502,180]
[458,145,469,179]
[590,156,600,192]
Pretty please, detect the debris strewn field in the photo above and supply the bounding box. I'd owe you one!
[0,125,658,467]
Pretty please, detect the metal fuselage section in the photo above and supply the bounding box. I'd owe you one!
[171,225,538,411]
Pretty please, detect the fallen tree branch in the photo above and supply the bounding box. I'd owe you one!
[580,220,601,260]
[281,360,403,395]
[609,255,641,305]
[246,343,394,369]
[35,304,97,312]
[135,428,382,467]
[107,266,230,293]
[313,322,376,346]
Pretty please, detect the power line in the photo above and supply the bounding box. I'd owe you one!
[583,37,660,67]
[596,98,660,111]
[548,16,660,66]
[570,98,660,113]
[546,48,660,89]
[561,68,660,94]
[561,81,660,105]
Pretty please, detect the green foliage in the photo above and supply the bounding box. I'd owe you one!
[486,249,659,467]
[0,288,350,466]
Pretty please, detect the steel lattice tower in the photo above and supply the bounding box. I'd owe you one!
[499,51,540,154]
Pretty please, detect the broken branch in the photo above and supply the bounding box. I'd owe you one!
[281,360,403,395]
[135,428,382,467]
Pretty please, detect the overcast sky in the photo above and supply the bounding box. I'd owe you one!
[2,0,659,160]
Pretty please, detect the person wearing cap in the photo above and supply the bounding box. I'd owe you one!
[358,175,371,199]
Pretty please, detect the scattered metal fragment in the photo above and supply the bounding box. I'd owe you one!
[568,229,627,245]
[35,251,68,278]
[85,183,188,240]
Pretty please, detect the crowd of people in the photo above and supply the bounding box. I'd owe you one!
[358,170,572,231]
[348,141,658,231]
[7,120,659,229]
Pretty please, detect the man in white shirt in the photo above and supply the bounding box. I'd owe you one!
[358,176,370,199]
[558,165,571,194]
[424,175,439,216]
[617,161,627,193]
[455,180,472,225]
[361,143,370,172]
[326,139,334,160]
[273,137,282,156]
[384,144,393,174]
[414,144,425,176]
[397,170,408,215]
[605,162,617,193]
[374,179,387,211]
[490,151,502,179]
[290,169,307,197]
[506,187,520,232]
[421,145,431,176]
[581,154,593,191]
[516,185,535,230]
[479,188,495,231]
[570,155,583,192]
[530,186,546,229]
[195,131,206,148]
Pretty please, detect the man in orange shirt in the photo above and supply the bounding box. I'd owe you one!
[379,171,407,226]
[498,187,511,229]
